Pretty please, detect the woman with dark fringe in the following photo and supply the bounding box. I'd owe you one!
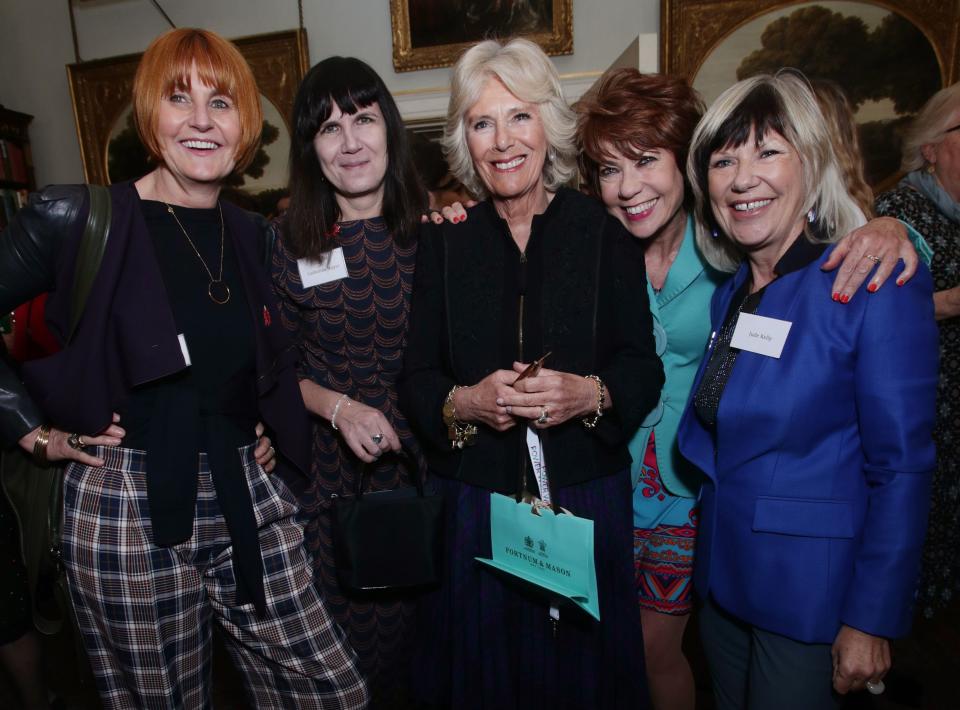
[272,56,427,706]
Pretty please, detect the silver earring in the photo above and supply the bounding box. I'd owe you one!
[807,209,816,223]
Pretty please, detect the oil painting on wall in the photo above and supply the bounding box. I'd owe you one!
[662,0,957,188]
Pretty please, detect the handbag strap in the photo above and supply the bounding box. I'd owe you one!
[66,184,112,343]
[353,443,426,499]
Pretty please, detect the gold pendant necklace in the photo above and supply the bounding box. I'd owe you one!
[166,201,231,305]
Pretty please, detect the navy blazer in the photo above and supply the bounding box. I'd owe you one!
[678,244,938,643]
[4,182,309,476]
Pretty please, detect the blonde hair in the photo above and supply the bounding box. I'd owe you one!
[442,38,577,198]
[901,82,960,172]
[811,79,873,218]
[687,71,863,272]
[134,28,263,173]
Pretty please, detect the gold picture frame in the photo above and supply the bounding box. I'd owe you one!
[67,29,309,186]
[661,0,958,84]
[661,0,959,187]
[390,0,573,73]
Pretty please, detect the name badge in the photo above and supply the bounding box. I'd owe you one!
[297,248,349,287]
[525,427,550,505]
[731,312,792,358]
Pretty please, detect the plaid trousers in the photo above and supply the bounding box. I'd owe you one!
[62,445,368,710]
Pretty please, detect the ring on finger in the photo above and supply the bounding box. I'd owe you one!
[865,680,885,695]
[536,407,549,425]
[67,433,86,450]
[864,253,882,264]
[371,432,384,445]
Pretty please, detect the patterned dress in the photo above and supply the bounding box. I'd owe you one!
[272,218,420,696]
[876,183,960,618]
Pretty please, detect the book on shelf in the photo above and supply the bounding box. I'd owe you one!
[0,187,29,228]
[0,139,28,185]
[1,188,19,225]
[5,141,26,184]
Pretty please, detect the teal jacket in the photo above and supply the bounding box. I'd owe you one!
[628,216,725,499]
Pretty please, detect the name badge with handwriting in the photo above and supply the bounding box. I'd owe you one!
[297,248,349,287]
[731,312,792,358]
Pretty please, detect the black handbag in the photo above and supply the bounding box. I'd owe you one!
[1,184,111,634]
[0,447,66,634]
[331,451,443,593]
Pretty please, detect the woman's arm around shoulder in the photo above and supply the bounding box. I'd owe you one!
[821,216,919,300]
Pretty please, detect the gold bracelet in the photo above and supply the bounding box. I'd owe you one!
[442,385,477,449]
[32,424,51,464]
[582,375,605,429]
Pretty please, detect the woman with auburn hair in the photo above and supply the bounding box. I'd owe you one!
[577,68,717,710]
[0,29,366,709]
[576,67,923,710]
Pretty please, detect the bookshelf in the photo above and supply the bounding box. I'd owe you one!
[0,105,36,344]
[0,105,35,226]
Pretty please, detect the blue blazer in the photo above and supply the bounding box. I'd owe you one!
[678,245,938,643]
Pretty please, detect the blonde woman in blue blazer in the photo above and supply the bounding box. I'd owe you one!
[679,72,939,710]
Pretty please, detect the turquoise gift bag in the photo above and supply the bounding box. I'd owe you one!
[476,492,599,620]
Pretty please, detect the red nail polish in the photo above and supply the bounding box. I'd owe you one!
[896,278,904,287]
[841,294,850,304]
[832,292,840,302]
[867,283,878,293]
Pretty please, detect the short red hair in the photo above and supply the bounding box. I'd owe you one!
[133,28,262,173]
[576,69,704,198]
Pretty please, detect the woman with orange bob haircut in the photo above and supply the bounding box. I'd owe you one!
[0,28,367,709]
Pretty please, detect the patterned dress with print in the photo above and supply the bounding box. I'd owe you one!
[876,184,960,617]
[272,217,421,692]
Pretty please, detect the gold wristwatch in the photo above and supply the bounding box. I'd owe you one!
[443,385,477,449]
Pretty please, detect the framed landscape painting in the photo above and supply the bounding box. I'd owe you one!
[661,0,959,188]
[391,0,573,72]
